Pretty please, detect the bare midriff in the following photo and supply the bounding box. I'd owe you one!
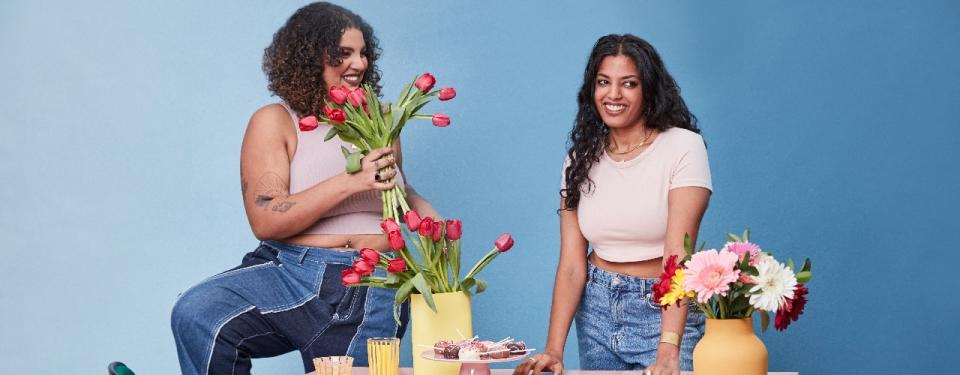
[589,252,663,278]
[284,233,392,252]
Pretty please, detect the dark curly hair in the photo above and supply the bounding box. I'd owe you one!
[561,34,700,210]
[262,2,381,116]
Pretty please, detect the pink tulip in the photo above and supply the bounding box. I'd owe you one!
[445,219,462,241]
[418,217,435,237]
[387,258,407,273]
[327,86,350,105]
[388,231,405,251]
[347,88,366,107]
[415,73,436,93]
[381,218,401,234]
[404,210,422,231]
[432,221,443,242]
[359,248,380,265]
[432,113,451,127]
[494,233,514,252]
[322,106,345,125]
[341,269,361,285]
[353,259,375,276]
[438,87,457,101]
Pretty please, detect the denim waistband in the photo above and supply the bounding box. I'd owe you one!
[586,261,659,292]
[261,240,357,264]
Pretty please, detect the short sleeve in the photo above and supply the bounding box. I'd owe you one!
[560,156,571,191]
[670,135,712,191]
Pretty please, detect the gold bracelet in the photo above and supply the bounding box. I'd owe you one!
[660,331,680,347]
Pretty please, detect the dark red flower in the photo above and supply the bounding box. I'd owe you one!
[387,231,405,251]
[322,106,345,125]
[432,220,443,242]
[381,218,401,234]
[403,210,422,231]
[418,217,435,237]
[775,284,809,331]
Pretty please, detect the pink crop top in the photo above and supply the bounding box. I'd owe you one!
[279,101,405,235]
[562,127,712,262]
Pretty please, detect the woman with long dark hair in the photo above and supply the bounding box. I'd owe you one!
[516,34,712,375]
[170,3,440,374]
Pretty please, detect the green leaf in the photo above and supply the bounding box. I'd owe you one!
[786,258,795,271]
[411,273,437,313]
[345,151,362,174]
[683,233,693,255]
[698,241,706,251]
[759,310,770,333]
[394,279,414,305]
[341,145,351,158]
[801,258,812,273]
[742,228,751,242]
[385,272,399,285]
[475,278,487,294]
[460,277,476,293]
[727,232,742,243]
[324,127,339,141]
[796,271,812,283]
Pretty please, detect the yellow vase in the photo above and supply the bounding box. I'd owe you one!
[410,291,472,375]
[693,318,768,375]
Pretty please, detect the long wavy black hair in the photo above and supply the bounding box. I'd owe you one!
[262,2,382,116]
[561,34,700,210]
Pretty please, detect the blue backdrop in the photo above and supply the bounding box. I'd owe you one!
[2,1,957,373]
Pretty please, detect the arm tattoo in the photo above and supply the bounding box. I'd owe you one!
[252,172,298,213]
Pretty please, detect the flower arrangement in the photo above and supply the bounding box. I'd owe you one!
[653,230,812,331]
[298,73,513,320]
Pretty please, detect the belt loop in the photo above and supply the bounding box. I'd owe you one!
[297,247,308,264]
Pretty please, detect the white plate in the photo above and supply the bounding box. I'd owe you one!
[419,349,532,364]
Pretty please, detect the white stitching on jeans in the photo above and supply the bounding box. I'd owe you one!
[232,331,276,375]
[206,305,256,375]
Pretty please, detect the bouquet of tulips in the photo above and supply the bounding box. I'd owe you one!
[299,73,515,320]
[653,230,812,332]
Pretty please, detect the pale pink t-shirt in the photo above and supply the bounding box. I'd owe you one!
[562,127,712,262]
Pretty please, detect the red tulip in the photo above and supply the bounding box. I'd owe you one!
[322,106,346,125]
[299,115,319,131]
[432,113,451,127]
[445,219,462,241]
[403,210,422,231]
[327,86,350,105]
[353,259,375,276]
[418,217,435,237]
[415,73,436,93]
[494,233,514,252]
[387,258,407,273]
[347,88,366,107]
[388,230,405,250]
[359,248,380,265]
[432,221,443,242]
[438,87,457,101]
[381,218,401,234]
[341,268,361,286]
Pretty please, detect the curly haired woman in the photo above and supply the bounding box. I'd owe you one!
[170,3,439,374]
[516,34,712,375]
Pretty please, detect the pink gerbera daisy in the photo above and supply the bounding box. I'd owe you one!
[723,241,762,265]
[684,249,741,304]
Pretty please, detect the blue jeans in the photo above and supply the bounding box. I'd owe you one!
[171,241,408,375]
[575,261,704,371]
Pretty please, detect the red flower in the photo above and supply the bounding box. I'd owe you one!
[438,87,457,101]
[774,284,809,331]
[359,248,380,265]
[494,233,514,252]
[652,255,679,306]
[432,113,451,127]
[381,218,401,234]
[353,259,374,276]
[403,210,422,231]
[322,106,345,125]
[445,219,462,241]
[299,115,319,131]
[341,268,361,286]
[415,72,436,93]
[387,230,405,251]
[347,88,366,107]
[387,258,407,273]
[327,86,350,105]
[418,217,435,237]
[432,221,443,242]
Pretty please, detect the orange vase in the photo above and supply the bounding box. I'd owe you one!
[692,318,767,375]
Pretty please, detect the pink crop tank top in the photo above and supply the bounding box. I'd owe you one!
[279,101,405,235]
[562,127,712,262]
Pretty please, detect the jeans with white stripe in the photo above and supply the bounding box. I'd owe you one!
[171,241,408,375]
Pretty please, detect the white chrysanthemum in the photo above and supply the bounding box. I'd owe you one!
[748,256,797,312]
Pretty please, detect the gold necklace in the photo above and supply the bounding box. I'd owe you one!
[608,129,655,155]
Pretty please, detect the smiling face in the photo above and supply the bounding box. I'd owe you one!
[593,54,645,130]
[321,28,368,90]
